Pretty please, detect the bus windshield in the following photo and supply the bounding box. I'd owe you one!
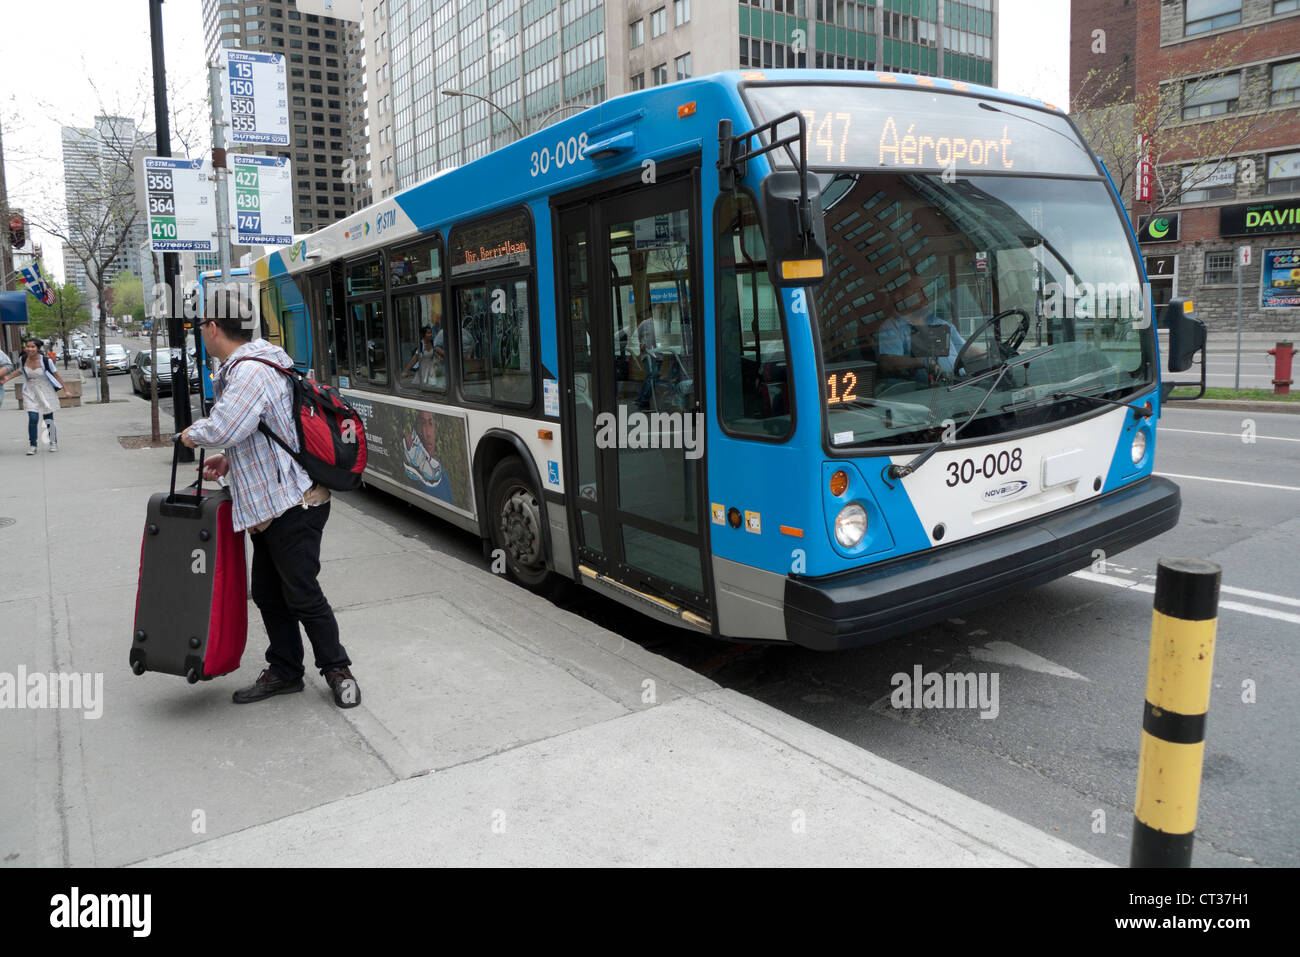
[809,171,1153,448]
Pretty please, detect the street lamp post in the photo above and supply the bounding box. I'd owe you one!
[441,89,524,159]
[533,103,590,131]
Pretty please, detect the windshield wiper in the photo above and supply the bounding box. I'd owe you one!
[885,348,1054,481]
[1033,389,1153,418]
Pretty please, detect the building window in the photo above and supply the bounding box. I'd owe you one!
[674,52,692,81]
[1203,251,1234,285]
[1182,73,1239,120]
[629,72,645,91]
[652,63,668,86]
[1271,60,1300,105]
[629,19,643,48]
[1268,151,1300,193]
[651,7,667,37]
[675,0,690,25]
[1185,0,1242,35]
[1274,0,1299,13]
[1181,160,1237,203]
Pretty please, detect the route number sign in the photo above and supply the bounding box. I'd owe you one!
[220,49,289,146]
[143,156,216,252]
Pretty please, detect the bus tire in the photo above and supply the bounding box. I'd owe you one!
[487,456,556,594]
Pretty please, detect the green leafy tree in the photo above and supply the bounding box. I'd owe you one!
[110,270,144,318]
[25,275,91,347]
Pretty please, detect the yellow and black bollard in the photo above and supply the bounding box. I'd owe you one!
[1131,558,1221,867]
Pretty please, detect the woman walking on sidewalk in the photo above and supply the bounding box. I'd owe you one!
[0,338,65,454]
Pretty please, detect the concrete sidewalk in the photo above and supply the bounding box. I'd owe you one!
[0,385,1104,867]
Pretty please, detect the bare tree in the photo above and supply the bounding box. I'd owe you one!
[17,71,205,403]
[1072,30,1286,218]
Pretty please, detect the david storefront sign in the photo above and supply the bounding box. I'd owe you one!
[1261,248,1300,308]
[1220,197,1300,237]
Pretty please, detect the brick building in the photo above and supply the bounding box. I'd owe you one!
[1071,0,1300,333]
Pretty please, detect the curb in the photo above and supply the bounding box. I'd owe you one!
[1165,399,1300,414]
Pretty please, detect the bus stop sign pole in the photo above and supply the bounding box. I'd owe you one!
[205,60,234,417]
[149,0,193,460]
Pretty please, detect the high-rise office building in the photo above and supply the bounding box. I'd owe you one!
[370,0,996,192]
[59,115,152,300]
[201,0,362,234]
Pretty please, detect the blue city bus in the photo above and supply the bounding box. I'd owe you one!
[247,70,1205,649]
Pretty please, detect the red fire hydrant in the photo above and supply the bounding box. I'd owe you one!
[1268,341,1294,396]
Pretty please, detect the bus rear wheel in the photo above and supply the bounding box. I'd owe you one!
[487,457,554,593]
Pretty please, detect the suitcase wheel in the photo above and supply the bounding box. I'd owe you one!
[186,668,199,684]
[131,660,145,676]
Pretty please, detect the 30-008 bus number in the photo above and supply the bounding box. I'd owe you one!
[945,448,1022,487]
[529,133,588,177]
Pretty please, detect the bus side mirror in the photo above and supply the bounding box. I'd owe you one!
[1161,299,1205,373]
[761,170,828,289]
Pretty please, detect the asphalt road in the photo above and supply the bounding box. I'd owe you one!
[326,402,1296,869]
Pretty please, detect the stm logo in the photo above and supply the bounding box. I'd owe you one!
[982,480,1028,502]
[376,209,397,233]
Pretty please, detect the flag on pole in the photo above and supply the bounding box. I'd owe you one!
[18,262,56,306]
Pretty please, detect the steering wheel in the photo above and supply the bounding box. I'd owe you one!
[954,308,1031,376]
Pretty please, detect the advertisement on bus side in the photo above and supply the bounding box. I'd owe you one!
[346,396,474,510]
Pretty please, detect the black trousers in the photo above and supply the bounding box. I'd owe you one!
[249,501,350,681]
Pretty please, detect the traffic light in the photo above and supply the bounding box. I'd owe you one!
[8,213,25,249]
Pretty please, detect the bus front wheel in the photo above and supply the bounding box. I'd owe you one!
[487,457,554,593]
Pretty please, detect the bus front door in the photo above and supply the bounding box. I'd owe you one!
[558,174,711,621]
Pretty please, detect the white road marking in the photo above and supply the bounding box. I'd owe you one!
[1156,471,1300,493]
[1221,585,1300,609]
[1158,427,1300,443]
[967,641,1089,681]
[1070,571,1300,625]
[1162,406,1295,416]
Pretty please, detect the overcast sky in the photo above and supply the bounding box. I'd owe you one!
[2,0,1070,284]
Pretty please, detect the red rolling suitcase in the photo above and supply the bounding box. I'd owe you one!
[130,438,248,683]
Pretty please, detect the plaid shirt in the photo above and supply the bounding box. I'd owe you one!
[187,339,312,532]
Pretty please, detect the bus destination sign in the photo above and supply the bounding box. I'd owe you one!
[745,84,1098,178]
[450,210,532,277]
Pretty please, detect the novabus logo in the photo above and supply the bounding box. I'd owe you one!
[982,479,1028,502]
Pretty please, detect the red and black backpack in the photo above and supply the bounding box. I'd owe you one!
[234,357,367,491]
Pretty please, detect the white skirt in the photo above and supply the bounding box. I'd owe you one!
[22,371,60,415]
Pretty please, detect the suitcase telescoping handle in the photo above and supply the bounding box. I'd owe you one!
[169,433,207,508]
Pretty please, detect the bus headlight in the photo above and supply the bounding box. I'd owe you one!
[1131,429,1147,465]
[834,503,868,547]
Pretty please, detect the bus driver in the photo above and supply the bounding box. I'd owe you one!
[875,272,982,387]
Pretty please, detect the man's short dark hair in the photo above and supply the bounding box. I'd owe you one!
[204,283,256,342]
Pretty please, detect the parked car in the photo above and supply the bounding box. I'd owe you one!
[130,349,199,396]
[87,344,130,376]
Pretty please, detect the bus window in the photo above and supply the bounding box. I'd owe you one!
[492,279,531,404]
[396,292,445,391]
[716,192,792,438]
[346,257,386,386]
[458,286,490,399]
[390,239,441,288]
[455,281,532,405]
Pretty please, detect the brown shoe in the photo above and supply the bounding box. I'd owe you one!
[323,667,360,708]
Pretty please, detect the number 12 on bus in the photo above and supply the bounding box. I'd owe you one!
[249,70,1206,649]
